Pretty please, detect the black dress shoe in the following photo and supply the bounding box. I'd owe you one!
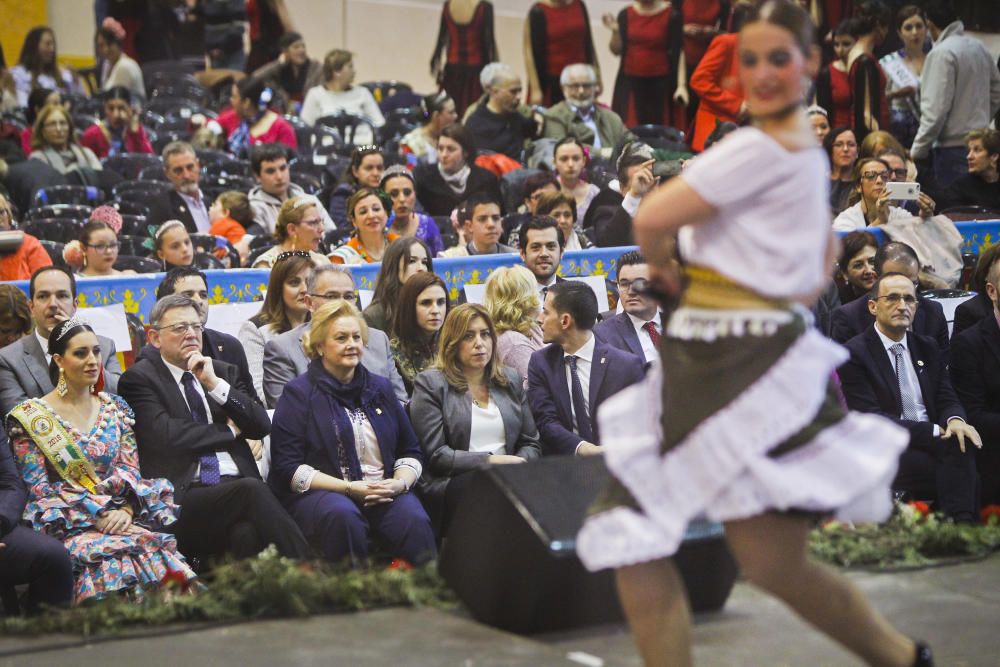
[912,641,934,667]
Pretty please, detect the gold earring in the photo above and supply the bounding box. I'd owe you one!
[56,368,68,397]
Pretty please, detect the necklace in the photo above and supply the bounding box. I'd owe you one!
[471,385,490,408]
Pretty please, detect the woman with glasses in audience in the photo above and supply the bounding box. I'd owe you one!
[414,124,500,218]
[219,77,298,155]
[0,193,51,282]
[824,126,858,214]
[836,231,879,305]
[401,92,459,164]
[483,265,543,386]
[270,300,435,567]
[79,86,153,160]
[29,104,102,178]
[252,195,331,268]
[154,220,195,271]
[0,284,32,349]
[240,252,315,402]
[10,26,83,106]
[410,303,541,532]
[7,318,197,603]
[389,271,450,396]
[380,166,445,256]
[328,146,385,229]
[331,188,399,265]
[833,156,930,231]
[535,190,593,251]
[363,237,434,332]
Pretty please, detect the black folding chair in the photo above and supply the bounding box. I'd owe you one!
[114,255,163,273]
[315,113,376,147]
[27,204,93,221]
[103,153,163,180]
[111,200,152,217]
[32,185,104,209]
[37,240,67,267]
[118,234,155,257]
[23,219,84,243]
[119,214,155,237]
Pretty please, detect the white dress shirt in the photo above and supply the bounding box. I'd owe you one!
[35,329,52,365]
[177,190,211,233]
[469,398,506,454]
[570,104,602,149]
[626,311,662,362]
[874,326,929,423]
[162,358,240,478]
[563,333,595,451]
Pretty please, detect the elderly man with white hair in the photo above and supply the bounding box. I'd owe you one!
[541,64,633,158]
[464,62,540,160]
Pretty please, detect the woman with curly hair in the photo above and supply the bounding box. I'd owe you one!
[484,265,543,385]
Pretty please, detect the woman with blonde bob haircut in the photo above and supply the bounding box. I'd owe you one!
[252,195,331,268]
[484,265,543,385]
[270,298,435,566]
[410,303,542,534]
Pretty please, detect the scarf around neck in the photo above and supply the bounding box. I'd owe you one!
[438,162,471,194]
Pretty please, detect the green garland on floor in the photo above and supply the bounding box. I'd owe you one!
[1,547,456,637]
[809,505,1000,569]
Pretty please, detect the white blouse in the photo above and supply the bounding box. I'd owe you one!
[469,398,506,454]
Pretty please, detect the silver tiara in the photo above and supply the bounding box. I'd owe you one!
[54,317,89,342]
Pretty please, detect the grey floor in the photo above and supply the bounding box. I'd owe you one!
[2,555,999,666]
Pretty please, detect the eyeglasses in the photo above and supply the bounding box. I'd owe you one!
[875,293,917,305]
[86,242,119,253]
[155,321,204,335]
[861,170,889,182]
[565,82,596,90]
[887,168,908,179]
[618,278,650,294]
[310,291,356,303]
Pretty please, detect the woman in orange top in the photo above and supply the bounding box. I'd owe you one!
[0,193,51,282]
[330,188,399,265]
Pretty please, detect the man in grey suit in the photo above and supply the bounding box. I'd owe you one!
[263,265,407,408]
[0,267,121,415]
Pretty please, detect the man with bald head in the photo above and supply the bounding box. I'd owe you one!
[830,241,949,352]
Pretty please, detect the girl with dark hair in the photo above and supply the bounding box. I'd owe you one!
[604,0,685,129]
[328,146,385,228]
[879,5,928,149]
[579,2,931,664]
[553,137,599,223]
[154,220,195,271]
[389,271,450,396]
[414,123,501,217]
[10,27,83,106]
[524,0,600,107]
[96,18,145,101]
[846,1,892,142]
[430,0,498,117]
[79,86,153,159]
[401,91,459,163]
[363,236,434,332]
[77,219,131,277]
[814,18,856,131]
[218,77,297,155]
[381,166,445,255]
[6,319,196,604]
[824,126,858,213]
[240,252,315,400]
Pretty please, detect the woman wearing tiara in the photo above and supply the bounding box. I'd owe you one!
[6,319,196,603]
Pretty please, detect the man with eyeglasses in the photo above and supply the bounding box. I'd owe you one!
[830,241,949,353]
[0,266,121,416]
[542,64,633,159]
[262,265,406,408]
[248,143,335,237]
[594,251,662,363]
[119,294,308,561]
[149,141,211,234]
[838,272,980,522]
[0,192,52,282]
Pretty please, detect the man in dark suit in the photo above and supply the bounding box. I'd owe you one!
[147,141,211,234]
[0,266,121,416]
[594,250,662,363]
[119,294,308,560]
[135,267,256,399]
[952,243,1000,339]
[0,425,74,613]
[839,273,981,521]
[518,215,566,303]
[830,241,949,351]
[528,281,645,456]
[949,255,1000,506]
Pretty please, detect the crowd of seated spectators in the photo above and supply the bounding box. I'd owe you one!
[1,0,1000,611]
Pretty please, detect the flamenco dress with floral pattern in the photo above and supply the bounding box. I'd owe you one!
[7,393,196,603]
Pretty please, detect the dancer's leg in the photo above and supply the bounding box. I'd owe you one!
[615,558,692,667]
[724,513,916,667]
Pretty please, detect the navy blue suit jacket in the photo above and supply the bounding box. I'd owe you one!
[527,338,645,456]
[138,327,256,402]
[593,312,646,360]
[0,426,25,539]
[830,295,949,352]
[838,326,965,453]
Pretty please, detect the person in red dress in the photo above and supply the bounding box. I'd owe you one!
[605,0,685,129]
[525,0,600,107]
[846,1,891,143]
[814,18,855,130]
[431,0,498,118]
[216,77,298,155]
[679,0,730,120]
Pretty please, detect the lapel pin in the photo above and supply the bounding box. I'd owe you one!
[601,357,606,364]
[917,360,924,367]
[375,408,382,415]
[217,345,223,352]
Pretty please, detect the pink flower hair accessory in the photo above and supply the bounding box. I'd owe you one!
[101,17,127,42]
[89,205,123,235]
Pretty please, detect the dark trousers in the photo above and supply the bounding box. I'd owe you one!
[895,441,979,520]
[0,525,74,613]
[176,477,308,560]
[286,489,436,567]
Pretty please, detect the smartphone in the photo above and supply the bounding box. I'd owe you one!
[885,181,921,201]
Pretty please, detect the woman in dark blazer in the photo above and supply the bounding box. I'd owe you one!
[410,303,541,531]
[270,300,436,566]
[414,124,501,217]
